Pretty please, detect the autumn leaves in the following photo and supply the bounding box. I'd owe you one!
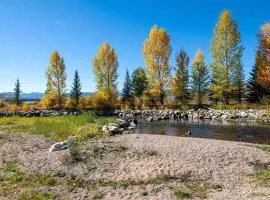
[42,10,270,109]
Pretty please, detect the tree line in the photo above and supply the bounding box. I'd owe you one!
[9,10,270,109]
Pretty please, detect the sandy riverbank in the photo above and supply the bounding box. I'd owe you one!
[0,132,270,199]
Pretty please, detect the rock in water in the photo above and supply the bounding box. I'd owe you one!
[146,117,153,122]
[116,119,130,128]
[185,131,192,136]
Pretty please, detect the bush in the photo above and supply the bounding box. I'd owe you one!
[67,137,81,161]
[90,90,117,110]
[65,98,77,109]
[0,100,7,108]
[40,92,58,109]
[40,92,66,109]
[261,96,270,105]
[21,103,31,111]
[79,96,92,109]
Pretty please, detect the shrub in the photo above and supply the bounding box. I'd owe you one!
[65,98,77,109]
[67,137,81,161]
[40,92,66,109]
[0,100,7,108]
[40,92,58,109]
[90,90,117,110]
[79,96,92,109]
[21,103,31,111]
[7,104,20,112]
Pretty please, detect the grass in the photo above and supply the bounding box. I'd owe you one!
[0,161,57,199]
[172,180,210,199]
[252,166,270,187]
[252,144,270,153]
[172,188,191,199]
[0,161,212,199]
[249,160,270,187]
[0,113,115,141]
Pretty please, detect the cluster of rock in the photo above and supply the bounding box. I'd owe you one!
[102,118,137,135]
[118,109,270,123]
[0,110,81,117]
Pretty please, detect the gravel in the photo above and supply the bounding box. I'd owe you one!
[1,132,270,199]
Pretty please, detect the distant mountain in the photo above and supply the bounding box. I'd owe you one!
[0,92,43,100]
[0,92,93,101]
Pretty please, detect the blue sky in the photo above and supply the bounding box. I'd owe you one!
[0,0,269,92]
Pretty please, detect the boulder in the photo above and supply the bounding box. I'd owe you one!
[108,125,123,134]
[49,141,68,152]
[116,119,130,128]
[146,117,153,122]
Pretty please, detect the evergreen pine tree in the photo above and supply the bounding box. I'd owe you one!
[247,65,267,102]
[122,70,133,102]
[233,54,245,103]
[191,49,209,106]
[70,70,82,107]
[14,78,21,106]
[131,67,148,98]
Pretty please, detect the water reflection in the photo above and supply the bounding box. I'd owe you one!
[135,119,270,144]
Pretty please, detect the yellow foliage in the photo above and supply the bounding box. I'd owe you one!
[143,25,171,105]
[0,100,7,108]
[21,103,31,111]
[79,96,92,109]
[40,92,58,109]
[209,85,223,100]
[7,104,20,112]
[90,90,117,110]
[92,42,118,92]
[65,98,77,109]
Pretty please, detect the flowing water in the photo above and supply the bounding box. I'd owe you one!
[134,119,270,144]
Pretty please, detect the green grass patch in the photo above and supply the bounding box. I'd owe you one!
[172,180,210,199]
[250,160,270,187]
[251,144,270,153]
[0,162,58,199]
[0,113,115,141]
[172,188,191,199]
[253,167,270,187]
[18,189,56,200]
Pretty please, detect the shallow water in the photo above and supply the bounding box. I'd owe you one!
[134,119,270,144]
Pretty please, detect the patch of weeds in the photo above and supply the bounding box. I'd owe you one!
[92,191,104,199]
[98,178,135,189]
[82,143,128,159]
[2,161,25,181]
[18,189,56,200]
[24,173,57,186]
[249,192,267,197]
[142,149,159,156]
[252,144,270,153]
[249,161,270,187]
[130,148,159,159]
[185,180,209,198]
[75,125,101,141]
[64,174,87,191]
[148,174,179,185]
[172,180,210,199]
[67,137,82,161]
[0,162,58,198]
[172,188,191,199]
[0,133,8,140]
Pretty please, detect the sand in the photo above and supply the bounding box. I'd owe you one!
[0,132,270,199]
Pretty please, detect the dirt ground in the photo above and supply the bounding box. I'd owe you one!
[0,131,270,200]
